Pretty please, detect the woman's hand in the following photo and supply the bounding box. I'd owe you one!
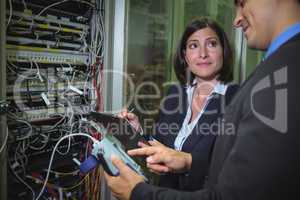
[129,140,192,174]
[118,109,141,132]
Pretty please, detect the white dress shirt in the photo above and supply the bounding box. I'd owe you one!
[174,81,228,151]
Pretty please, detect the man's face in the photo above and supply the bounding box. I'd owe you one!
[233,0,277,50]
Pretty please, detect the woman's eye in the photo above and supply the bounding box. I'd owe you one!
[188,43,198,49]
[207,40,218,48]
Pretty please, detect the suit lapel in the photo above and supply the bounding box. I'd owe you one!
[168,86,188,146]
[159,85,188,148]
[181,94,221,152]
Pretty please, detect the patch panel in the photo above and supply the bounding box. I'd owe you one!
[10,10,89,31]
[7,48,90,65]
[7,36,82,49]
[8,125,65,141]
[7,81,87,93]
[18,105,90,122]
[10,19,85,34]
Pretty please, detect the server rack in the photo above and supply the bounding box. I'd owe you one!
[3,0,107,199]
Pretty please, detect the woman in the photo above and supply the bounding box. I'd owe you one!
[120,17,238,191]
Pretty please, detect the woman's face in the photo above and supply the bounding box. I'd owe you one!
[184,27,223,82]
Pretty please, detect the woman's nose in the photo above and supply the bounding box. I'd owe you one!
[199,47,208,58]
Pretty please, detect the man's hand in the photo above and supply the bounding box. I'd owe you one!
[128,140,192,174]
[104,155,144,200]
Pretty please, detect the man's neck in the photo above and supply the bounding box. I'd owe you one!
[271,2,300,41]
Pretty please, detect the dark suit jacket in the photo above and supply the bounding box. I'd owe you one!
[130,33,300,200]
[153,83,239,191]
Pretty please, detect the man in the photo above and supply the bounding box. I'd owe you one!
[104,0,300,199]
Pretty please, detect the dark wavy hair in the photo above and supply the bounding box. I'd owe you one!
[174,17,233,85]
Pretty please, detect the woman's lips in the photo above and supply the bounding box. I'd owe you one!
[196,62,211,67]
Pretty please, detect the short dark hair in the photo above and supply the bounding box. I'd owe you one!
[174,17,234,85]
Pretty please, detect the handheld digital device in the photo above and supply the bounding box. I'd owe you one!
[80,133,148,181]
[79,112,152,181]
[88,111,153,149]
